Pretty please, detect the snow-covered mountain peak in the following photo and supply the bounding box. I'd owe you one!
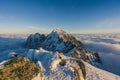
[49,28,70,41]
[25,29,101,67]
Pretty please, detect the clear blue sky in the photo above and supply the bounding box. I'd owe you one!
[0,0,120,34]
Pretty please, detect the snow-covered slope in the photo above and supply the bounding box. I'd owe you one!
[84,61,120,80]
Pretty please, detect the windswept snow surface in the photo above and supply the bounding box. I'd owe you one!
[44,66,75,80]
[74,34,120,76]
[84,61,120,80]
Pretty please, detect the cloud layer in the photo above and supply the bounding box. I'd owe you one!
[75,34,120,75]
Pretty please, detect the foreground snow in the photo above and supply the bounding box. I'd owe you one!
[0,47,120,80]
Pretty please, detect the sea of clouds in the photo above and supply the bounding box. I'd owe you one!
[74,34,120,76]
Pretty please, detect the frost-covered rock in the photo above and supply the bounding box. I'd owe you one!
[9,52,18,58]
[37,61,46,72]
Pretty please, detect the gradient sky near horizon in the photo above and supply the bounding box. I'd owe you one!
[0,0,120,34]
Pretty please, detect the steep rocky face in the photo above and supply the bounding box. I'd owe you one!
[26,33,45,49]
[70,47,102,66]
[25,29,101,66]
[0,57,43,80]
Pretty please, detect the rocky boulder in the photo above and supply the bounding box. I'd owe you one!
[0,57,43,80]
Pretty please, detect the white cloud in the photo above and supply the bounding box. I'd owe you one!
[83,40,120,54]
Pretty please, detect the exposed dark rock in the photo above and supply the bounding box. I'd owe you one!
[94,52,102,63]
[26,33,45,49]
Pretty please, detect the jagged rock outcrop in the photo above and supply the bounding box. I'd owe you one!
[0,57,43,80]
[26,33,45,49]
[58,53,86,80]
[25,29,101,66]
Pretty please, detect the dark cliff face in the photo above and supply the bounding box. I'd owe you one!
[25,29,102,65]
[26,33,46,49]
[0,57,43,80]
